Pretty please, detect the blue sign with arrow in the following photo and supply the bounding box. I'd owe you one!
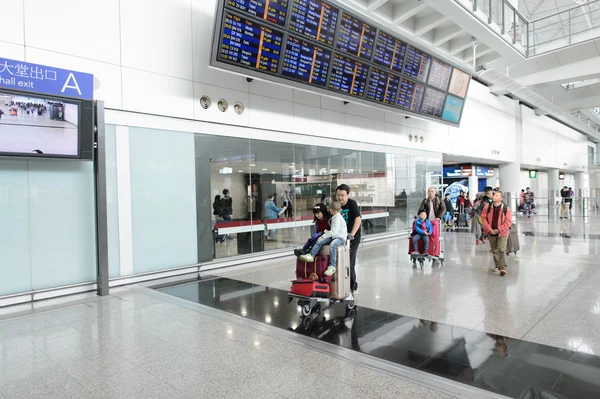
[0,57,93,100]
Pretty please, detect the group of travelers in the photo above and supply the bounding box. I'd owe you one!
[411,186,513,276]
[293,184,361,293]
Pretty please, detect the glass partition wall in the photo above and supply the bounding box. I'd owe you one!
[201,133,442,259]
[104,124,442,275]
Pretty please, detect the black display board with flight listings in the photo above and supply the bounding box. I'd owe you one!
[211,0,471,126]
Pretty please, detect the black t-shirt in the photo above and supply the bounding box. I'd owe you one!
[341,199,361,238]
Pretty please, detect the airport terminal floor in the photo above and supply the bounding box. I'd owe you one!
[1,214,599,399]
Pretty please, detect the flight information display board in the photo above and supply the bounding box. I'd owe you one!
[421,87,446,118]
[428,58,453,90]
[213,0,472,125]
[289,0,339,47]
[282,35,331,86]
[328,53,368,96]
[219,12,283,74]
[336,12,377,61]
[366,67,399,105]
[397,78,425,112]
[227,0,289,26]
[403,46,431,83]
[373,31,406,74]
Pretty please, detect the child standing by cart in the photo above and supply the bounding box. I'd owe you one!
[300,201,347,277]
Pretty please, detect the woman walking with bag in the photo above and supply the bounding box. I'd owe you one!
[471,195,485,245]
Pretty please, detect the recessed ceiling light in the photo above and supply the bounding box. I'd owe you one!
[238,170,243,173]
[250,164,256,167]
[271,172,276,174]
[262,168,268,171]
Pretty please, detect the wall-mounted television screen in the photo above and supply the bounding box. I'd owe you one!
[0,90,84,158]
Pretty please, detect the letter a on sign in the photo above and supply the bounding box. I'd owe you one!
[61,73,82,95]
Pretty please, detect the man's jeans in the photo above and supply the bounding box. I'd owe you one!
[412,234,429,253]
[309,237,344,266]
[524,202,532,215]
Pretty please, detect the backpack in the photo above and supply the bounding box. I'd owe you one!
[485,203,508,218]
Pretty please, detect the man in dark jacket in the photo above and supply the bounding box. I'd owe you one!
[418,187,446,219]
[444,194,453,215]
[478,186,494,213]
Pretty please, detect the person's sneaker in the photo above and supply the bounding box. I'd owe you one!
[324,266,336,276]
[499,266,506,276]
[489,249,493,253]
[481,237,486,244]
[293,249,302,257]
[476,240,479,246]
[412,251,418,255]
[490,267,499,273]
[299,254,314,263]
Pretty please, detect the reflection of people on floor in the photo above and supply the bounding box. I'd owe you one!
[264,194,286,241]
[0,109,4,119]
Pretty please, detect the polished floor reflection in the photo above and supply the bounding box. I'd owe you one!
[159,276,600,399]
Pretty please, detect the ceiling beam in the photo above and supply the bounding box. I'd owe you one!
[517,57,600,87]
[366,0,389,11]
[413,15,450,36]
[557,94,600,111]
[489,85,508,96]
[391,2,429,24]
[432,25,465,46]
[448,35,473,55]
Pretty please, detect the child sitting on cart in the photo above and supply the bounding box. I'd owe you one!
[412,211,433,255]
[299,201,347,277]
[294,203,330,257]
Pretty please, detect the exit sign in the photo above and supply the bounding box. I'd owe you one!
[529,170,537,178]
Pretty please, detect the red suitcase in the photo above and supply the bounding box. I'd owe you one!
[290,280,330,298]
[408,219,441,257]
[295,255,332,282]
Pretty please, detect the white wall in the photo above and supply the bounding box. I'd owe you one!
[0,0,517,163]
[521,106,589,173]
[1,0,591,169]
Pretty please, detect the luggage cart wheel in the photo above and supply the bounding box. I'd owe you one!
[419,260,424,268]
[301,304,312,317]
[346,300,355,310]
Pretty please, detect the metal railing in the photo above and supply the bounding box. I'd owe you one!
[458,0,600,57]
[515,196,600,218]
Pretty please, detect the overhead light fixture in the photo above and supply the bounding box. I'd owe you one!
[271,171,276,174]
[262,168,268,171]
[238,170,244,173]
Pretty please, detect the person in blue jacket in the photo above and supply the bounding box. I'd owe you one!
[264,193,287,241]
[412,211,433,254]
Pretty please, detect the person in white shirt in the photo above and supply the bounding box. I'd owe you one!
[299,201,347,276]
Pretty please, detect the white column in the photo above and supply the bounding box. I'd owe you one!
[548,168,560,198]
[576,172,589,197]
[468,175,478,201]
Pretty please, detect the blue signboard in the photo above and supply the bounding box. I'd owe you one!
[443,166,463,178]
[475,166,494,177]
[0,57,93,100]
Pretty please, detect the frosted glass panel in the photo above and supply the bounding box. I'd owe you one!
[129,128,197,273]
[28,161,97,290]
[0,160,32,295]
[105,125,121,278]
